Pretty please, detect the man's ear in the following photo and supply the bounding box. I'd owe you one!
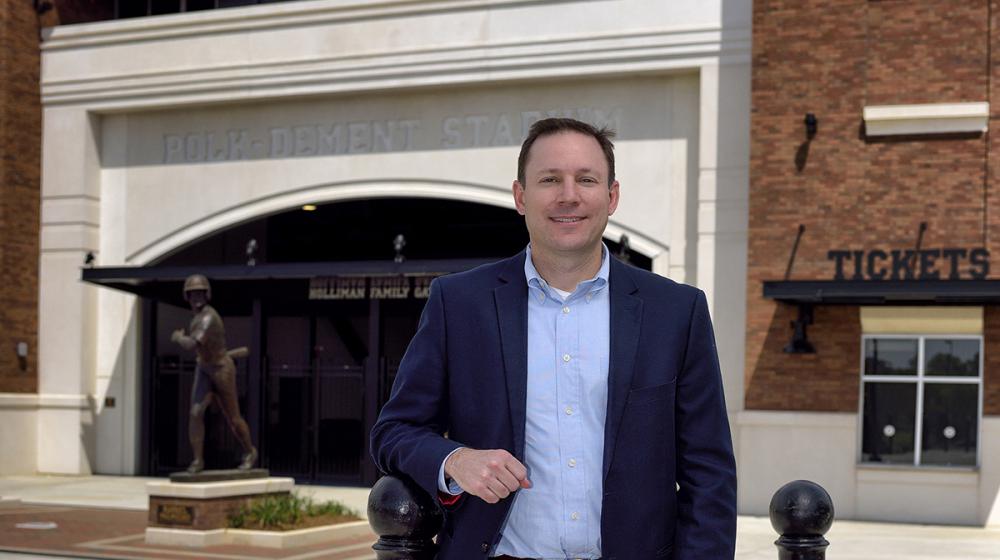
[608,180,621,216]
[512,180,526,216]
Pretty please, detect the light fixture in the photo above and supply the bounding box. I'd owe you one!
[804,113,818,138]
[302,204,317,212]
[16,342,28,371]
[393,234,407,263]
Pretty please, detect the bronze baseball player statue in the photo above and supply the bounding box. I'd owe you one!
[171,274,257,473]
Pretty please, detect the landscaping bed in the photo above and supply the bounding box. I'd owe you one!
[228,492,361,532]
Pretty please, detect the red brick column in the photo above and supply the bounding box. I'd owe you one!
[0,1,42,392]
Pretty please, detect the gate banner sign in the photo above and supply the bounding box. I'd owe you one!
[827,247,989,281]
[309,274,441,300]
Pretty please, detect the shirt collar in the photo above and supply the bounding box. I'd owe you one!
[524,243,610,302]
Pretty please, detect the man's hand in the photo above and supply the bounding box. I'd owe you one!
[445,448,531,504]
[170,329,185,343]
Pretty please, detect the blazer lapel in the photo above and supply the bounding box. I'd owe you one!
[603,258,643,482]
[494,251,529,461]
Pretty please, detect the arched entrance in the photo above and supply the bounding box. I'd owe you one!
[110,197,649,485]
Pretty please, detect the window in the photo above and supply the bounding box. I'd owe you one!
[860,335,981,467]
[114,0,299,19]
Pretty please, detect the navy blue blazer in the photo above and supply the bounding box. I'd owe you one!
[371,251,737,559]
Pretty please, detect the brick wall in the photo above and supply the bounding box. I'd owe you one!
[0,1,112,393]
[748,0,997,412]
[0,1,43,392]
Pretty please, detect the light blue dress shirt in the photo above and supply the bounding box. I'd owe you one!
[439,244,610,559]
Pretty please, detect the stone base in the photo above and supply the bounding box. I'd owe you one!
[145,520,372,549]
[147,477,294,532]
[145,527,227,547]
[169,468,269,483]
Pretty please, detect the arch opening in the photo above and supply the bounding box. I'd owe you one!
[141,196,649,484]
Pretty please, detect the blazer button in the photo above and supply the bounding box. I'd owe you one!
[481,541,490,553]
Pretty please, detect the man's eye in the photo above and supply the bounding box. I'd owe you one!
[540,177,558,183]
[579,177,598,183]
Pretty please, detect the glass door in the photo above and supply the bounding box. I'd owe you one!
[314,300,369,483]
[264,315,312,477]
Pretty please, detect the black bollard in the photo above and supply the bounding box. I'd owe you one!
[768,480,834,560]
[368,475,444,560]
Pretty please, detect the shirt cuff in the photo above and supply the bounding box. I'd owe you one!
[438,447,465,495]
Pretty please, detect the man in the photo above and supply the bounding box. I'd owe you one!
[371,118,736,559]
[171,274,257,473]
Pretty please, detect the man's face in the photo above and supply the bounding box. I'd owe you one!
[513,131,619,260]
[186,290,208,312]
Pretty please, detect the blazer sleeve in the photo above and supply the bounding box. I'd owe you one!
[369,278,463,499]
[674,289,738,558]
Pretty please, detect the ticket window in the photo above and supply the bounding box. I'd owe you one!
[859,307,983,468]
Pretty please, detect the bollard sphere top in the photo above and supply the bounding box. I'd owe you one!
[367,475,444,538]
[768,479,834,537]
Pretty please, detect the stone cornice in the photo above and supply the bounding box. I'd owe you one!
[41,0,560,51]
[863,102,989,136]
[40,0,750,110]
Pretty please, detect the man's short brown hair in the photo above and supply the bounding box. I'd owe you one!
[517,118,617,186]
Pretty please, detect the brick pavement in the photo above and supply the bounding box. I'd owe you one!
[0,501,377,560]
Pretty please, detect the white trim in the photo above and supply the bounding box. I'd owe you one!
[143,522,372,551]
[42,28,749,110]
[40,0,751,111]
[0,394,40,408]
[42,0,580,49]
[145,527,227,547]
[34,394,91,409]
[736,410,856,428]
[856,464,979,484]
[126,181,669,266]
[227,520,370,549]
[863,102,989,136]
[146,477,295,499]
[914,339,925,465]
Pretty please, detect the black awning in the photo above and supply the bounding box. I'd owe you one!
[82,258,496,302]
[763,280,1000,304]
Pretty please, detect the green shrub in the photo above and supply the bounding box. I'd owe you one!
[229,492,359,530]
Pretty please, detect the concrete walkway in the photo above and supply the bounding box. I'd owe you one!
[1,475,999,559]
[0,475,372,519]
[735,515,1000,559]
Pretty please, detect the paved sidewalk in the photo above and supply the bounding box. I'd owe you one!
[0,475,376,560]
[0,475,372,519]
[736,515,1000,559]
[2,475,999,559]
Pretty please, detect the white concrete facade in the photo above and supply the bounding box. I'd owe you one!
[4,0,752,486]
[737,411,1000,527]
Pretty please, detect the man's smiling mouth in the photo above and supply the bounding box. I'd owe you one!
[551,217,584,223]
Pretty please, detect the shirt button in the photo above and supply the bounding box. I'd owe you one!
[586,294,592,302]
[564,406,573,415]
[481,542,489,552]
[568,458,576,467]
[562,354,571,362]
[562,306,570,314]
[571,512,579,520]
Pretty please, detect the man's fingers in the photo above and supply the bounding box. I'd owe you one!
[504,457,529,483]
[493,468,521,493]
[449,448,533,503]
[499,455,531,489]
[482,487,502,504]
[485,478,512,500]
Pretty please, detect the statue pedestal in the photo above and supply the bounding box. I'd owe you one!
[145,474,294,546]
